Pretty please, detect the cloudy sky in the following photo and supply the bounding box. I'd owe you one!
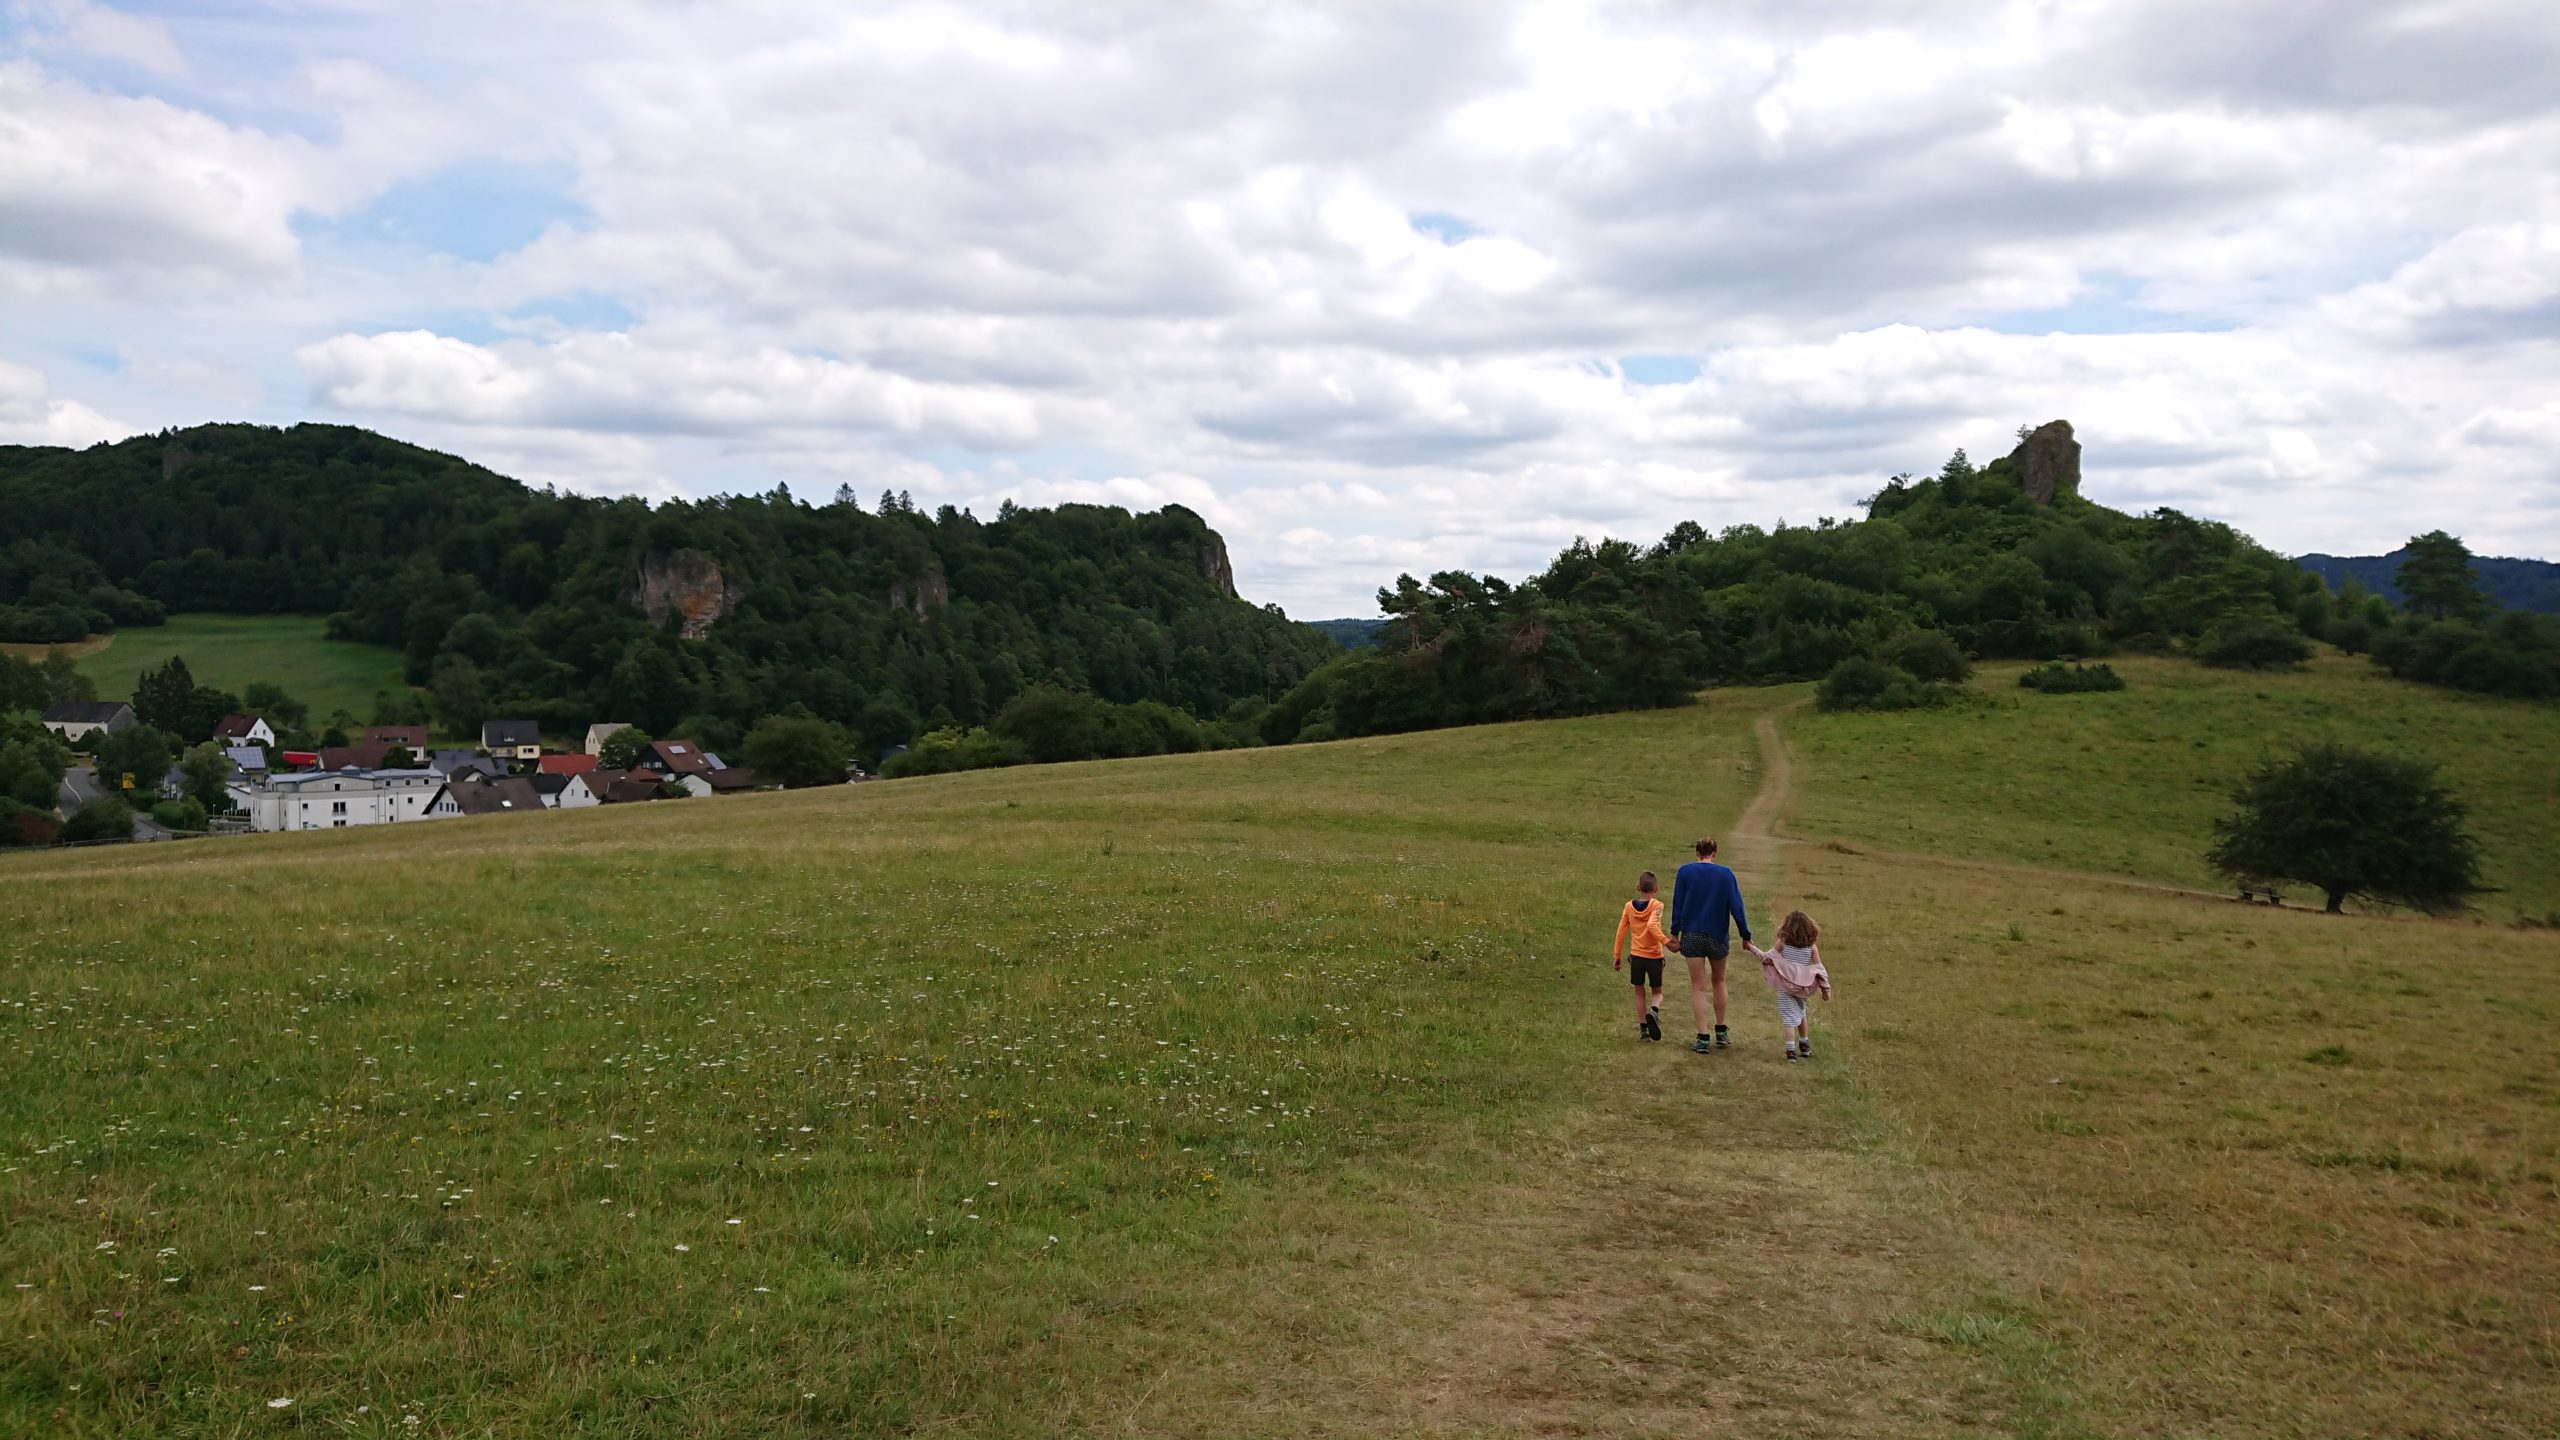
[4,1,2554,615]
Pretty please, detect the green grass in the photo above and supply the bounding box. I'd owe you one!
[1788,652,2560,919]
[3,662,2555,1437]
[54,614,411,728]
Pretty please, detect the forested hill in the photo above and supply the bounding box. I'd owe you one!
[2298,551,2560,616]
[0,424,1333,753]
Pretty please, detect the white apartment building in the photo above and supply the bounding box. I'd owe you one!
[241,768,451,833]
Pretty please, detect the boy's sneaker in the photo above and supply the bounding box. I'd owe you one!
[1714,1025,1730,1049]
[1642,1011,1661,1042]
[1692,1034,1714,1054]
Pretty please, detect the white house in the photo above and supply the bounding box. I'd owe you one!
[240,768,449,833]
[528,772,601,809]
[212,714,277,747]
[585,722,635,756]
[40,700,134,746]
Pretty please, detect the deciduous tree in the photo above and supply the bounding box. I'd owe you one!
[2208,743,2483,915]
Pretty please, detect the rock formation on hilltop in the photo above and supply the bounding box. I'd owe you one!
[1196,530,1237,598]
[625,547,748,639]
[2011,420,2081,505]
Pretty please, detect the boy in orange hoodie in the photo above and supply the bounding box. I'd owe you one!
[1614,870,1673,1041]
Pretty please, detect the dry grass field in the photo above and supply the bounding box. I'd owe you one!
[2,660,2552,1436]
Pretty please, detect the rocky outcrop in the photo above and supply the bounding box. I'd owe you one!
[887,565,949,617]
[624,548,747,639]
[1196,531,1237,598]
[2011,420,2081,505]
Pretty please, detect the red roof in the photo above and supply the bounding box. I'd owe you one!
[281,751,318,768]
[538,752,599,776]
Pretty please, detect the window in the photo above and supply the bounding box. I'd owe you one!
[331,801,348,815]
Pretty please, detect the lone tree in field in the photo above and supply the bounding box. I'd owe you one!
[2208,742,2484,914]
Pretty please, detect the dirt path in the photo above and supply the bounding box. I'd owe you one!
[1233,695,2034,1437]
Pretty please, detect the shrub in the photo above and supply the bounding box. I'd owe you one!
[1817,657,1941,712]
[740,715,850,788]
[1879,629,1973,684]
[2018,661,2126,694]
[62,795,135,844]
[882,727,1028,778]
[991,684,1101,764]
[2199,620,2312,670]
[150,797,208,832]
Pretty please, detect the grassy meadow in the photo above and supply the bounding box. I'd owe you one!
[27,615,411,726]
[2,661,2555,1436]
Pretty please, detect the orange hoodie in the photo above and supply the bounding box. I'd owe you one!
[1615,896,1672,961]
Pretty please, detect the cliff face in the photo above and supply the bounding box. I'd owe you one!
[625,548,747,639]
[887,565,950,617]
[1196,531,1237,598]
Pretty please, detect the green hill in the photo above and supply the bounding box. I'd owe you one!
[0,423,1334,759]
[4,659,2552,1436]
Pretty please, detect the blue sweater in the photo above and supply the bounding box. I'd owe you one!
[1669,860,1750,944]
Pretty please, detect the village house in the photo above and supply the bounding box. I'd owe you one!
[705,766,763,794]
[429,749,506,781]
[212,714,276,747]
[528,772,601,809]
[427,773,547,817]
[40,700,134,746]
[315,741,395,772]
[362,725,429,755]
[585,722,635,756]
[481,719,543,764]
[239,768,447,832]
[223,744,269,780]
[537,752,599,777]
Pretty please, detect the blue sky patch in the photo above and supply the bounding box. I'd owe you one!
[1619,354,1703,386]
[303,159,584,263]
[1409,211,1480,244]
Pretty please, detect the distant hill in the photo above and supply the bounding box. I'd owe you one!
[0,423,1333,757]
[2297,551,2560,615]
[1305,618,1389,649]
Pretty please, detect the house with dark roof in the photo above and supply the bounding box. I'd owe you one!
[212,714,276,746]
[315,741,394,773]
[705,766,763,793]
[40,700,134,745]
[597,772,667,804]
[527,772,601,809]
[363,725,429,754]
[638,739,713,777]
[429,749,505,780]
[481,719,542,762]
[430,774,547,817]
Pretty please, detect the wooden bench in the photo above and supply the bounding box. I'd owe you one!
[2237,884,2283,906]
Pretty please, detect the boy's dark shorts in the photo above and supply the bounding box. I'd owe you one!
[1679,932,1730,962]
[1627,954,1664,988]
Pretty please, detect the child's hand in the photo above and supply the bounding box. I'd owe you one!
[1612,956,1623,970]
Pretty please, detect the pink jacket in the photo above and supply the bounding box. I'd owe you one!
[1752,942,1832,1001]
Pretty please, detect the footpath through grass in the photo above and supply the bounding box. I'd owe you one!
[54,614,412,726]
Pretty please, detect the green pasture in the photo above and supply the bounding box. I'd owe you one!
[55,615,411,727]
[2,663,2554,1437]
[1789,653,2560,920]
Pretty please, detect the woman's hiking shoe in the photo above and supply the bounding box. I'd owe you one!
[1714,1025,1730,1049]
[1692,1034,1714,1053]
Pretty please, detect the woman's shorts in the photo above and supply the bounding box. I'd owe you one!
[1628,954,1665,988]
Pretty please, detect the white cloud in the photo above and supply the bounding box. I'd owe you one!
[1,0,2554,615]
[0,359,123,447]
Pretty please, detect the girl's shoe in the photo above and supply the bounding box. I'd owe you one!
[1798,1036,1812,1057]
[1784,1046,1799,1062]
